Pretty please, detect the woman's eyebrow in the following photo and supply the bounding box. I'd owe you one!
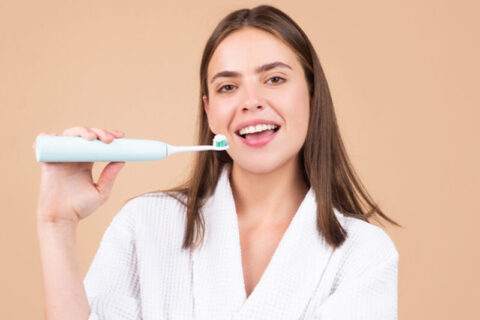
[210,61,292,84]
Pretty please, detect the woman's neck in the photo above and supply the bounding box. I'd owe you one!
[229,158,309,228]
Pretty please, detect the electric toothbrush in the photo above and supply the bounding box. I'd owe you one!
[34,134,228,162]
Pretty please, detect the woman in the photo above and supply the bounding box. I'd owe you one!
[36,5,401,319]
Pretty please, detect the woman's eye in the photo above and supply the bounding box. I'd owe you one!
[267,76,285,84]
[218,84,236,93]
[217,77,285,93]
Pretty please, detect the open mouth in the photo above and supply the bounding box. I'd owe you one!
[236,126,280,139]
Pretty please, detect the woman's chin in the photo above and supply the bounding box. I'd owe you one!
[232,158,284,175]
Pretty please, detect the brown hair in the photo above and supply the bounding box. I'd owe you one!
[125,4,402,251]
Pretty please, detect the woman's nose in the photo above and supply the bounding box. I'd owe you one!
[240,84,265,112]
[242,104,264,112]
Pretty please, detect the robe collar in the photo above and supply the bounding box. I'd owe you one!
[191,164,341,319]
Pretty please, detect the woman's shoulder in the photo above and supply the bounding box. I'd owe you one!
[333,207,399,260]
[121,190,186,210]
[324,208,399,295]
[130,190,188,206]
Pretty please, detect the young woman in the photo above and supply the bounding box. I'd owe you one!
[36,5,401,319]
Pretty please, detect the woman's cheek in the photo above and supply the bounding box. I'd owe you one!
[211,105,234,133]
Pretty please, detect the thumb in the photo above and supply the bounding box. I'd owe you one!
[96,162,126,199]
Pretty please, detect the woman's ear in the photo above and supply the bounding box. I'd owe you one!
[203,95,215,133]
[202,95,209,114]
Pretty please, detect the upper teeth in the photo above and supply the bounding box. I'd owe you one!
[238,124,278,135]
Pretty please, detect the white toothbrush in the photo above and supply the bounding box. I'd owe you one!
[34,134,229,162]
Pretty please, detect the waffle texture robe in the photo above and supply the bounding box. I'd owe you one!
[84,164,399,319]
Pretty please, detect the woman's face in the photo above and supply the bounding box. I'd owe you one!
[203,27,310,174]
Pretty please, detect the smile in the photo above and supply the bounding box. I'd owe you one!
[235,126,280,147]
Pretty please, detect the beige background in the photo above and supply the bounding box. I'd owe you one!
[1,0,478,318]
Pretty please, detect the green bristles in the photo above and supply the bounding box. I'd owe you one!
[216,139,227,147]
[213,134,228,148]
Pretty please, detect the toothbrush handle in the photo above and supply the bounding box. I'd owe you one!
[35,135,168,162]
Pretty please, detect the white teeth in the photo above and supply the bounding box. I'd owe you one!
[238,124,278,136]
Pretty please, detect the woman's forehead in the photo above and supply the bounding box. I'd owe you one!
[208,29,298,80]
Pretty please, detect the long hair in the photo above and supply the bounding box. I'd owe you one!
[125,4,402,251]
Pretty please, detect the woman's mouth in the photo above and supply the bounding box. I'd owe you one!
[235,126,280,147]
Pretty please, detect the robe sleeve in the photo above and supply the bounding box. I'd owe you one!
[312,247,399,320]
[83,200,142,320]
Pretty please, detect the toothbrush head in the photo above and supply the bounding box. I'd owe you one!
[213,134,229,149]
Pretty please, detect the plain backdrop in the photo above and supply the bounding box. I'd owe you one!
[1,0,478,318]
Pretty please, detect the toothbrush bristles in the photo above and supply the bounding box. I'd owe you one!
[213,134,228,148]
[216,140,227,147]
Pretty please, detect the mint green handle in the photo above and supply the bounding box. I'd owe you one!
[35,135,168,162]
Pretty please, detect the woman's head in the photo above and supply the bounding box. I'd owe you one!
[202,27,310,174]
[132,5,401,251]
[198,5,319,176]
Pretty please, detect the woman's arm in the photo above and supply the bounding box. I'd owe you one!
[38,200,142,320]
[37,220,90,320]
[34,127,127,319]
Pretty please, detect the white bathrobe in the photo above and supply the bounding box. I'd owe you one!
[84,164,399,319]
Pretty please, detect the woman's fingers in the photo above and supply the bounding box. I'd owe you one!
[107,129,125,138]
[96,161,126,200]
[34,127,125,150]
[62,126,96,140]
[61,126,124,143]
[89,127,114,143]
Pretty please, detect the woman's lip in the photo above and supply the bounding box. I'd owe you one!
[234,119,281,133]
[235,128,280,147]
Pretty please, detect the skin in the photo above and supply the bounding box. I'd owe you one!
[34,126,126,319]
[203,27,311,227]
[203,27,311,297]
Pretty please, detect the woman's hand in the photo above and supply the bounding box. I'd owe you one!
[34,126,126,225]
